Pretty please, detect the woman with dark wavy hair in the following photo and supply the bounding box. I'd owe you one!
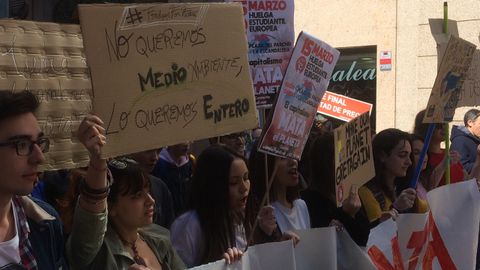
[358,129,427,227]
[170,145,279,268]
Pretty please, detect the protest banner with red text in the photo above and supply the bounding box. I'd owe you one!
[318,91,372,122]
[226,0,295,108]
[367,180,480,269]
[259,32,339,159]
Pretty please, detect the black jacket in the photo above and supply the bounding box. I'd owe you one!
[451,125,480,173]
[301,189,370,246]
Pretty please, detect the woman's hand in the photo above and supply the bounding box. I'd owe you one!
[380,208,399,222]
[342,185,361,218]
[77,115,108,212]
[77,115,106,160]
[223,247,243,265]
[258,205,277,236]
[393,188,416,211]
[281,231,300,247]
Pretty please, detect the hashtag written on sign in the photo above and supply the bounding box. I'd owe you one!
[125,8,143,25]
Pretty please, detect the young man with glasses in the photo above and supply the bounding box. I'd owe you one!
[0,90,67,269]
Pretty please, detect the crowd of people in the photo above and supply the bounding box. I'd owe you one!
[1,90,480,269]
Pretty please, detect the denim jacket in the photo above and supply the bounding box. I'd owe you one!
[10,196,68,270]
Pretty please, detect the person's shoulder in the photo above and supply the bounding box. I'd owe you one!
[293,198,308,208]
[148,174,169,188]
[18,196,61,222]
[141,223,170,239]
[358,185,375,199]
[452,126,472,141]
[173,210,198,226]
[170,211,202,241]
[139,225,177,256]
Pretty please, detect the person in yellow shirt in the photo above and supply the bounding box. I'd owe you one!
[359,129,427,227]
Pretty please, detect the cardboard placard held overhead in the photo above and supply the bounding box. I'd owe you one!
[78,3,258,158]
[423,35,476,123]
[334,112,374,207]
[225,0,295,108]
[0,20,92,170]
[259,32,339,160]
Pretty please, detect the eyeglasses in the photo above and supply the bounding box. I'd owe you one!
[0,137,50,156]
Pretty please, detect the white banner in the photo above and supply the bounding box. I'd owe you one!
[295,227,337,270]
[367,180,480,269]
[189,228,375,270]
[188,240,295,270]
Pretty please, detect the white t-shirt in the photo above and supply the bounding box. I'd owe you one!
[0,202,21,267]
[272,199,311,232]
[170,210,247,268]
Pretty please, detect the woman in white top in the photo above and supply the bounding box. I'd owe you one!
[170,145,279,268]
[249,144,311,232]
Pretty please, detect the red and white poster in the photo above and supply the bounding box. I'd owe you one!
[226,0,295,108]
[317,91,372,122]
[367,180,480,270]
[259,32,340,159]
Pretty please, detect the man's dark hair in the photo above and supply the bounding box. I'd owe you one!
[464,109,480,126]
[0,90,39,122]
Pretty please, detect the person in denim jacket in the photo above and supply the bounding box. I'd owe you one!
[0,90,67,269]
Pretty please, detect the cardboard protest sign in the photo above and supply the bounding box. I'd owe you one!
[0,20,92,170]
[78,3,258,158]
[333,112,374,206]
[318,91,372,122]
[225,0,295,108]
[259,32,339,159]
[423,35,476,123]
[367,180,480,269]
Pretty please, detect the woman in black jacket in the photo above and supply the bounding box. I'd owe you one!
[301,132,370,246]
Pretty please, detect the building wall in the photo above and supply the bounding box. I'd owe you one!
[295,0,397,132]
[413,1,480,131]
[296,0,480,133]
